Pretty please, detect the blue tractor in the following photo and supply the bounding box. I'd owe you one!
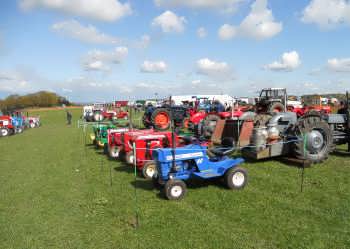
[152,140,247,200]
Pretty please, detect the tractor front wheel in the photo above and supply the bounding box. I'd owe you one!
[224,167,248,190]
[0,128,9,137]
[142,161,157,179]
[109,145,122,159]
[125,151,135,165]
[164,180,187,200]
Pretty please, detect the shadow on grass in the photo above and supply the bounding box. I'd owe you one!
[332,150,350,158]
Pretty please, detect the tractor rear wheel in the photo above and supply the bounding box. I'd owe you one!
[164,180,187,200]
[202,114,220,139]
[142,161,157,179]
[151,108,171,131]
[125,151,135,165]
[293,115,332,164]
[268,102,285,113]
[224,167,248,189]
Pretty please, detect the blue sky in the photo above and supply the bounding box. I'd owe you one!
[0,0,349,102]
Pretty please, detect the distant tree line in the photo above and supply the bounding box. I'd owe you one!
[0,91,71,112]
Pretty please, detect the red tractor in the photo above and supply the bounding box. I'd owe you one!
[0,115,12,137]
[107,128,154,159]
[287,95,331,117]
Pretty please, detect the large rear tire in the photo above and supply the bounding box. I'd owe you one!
[268,102,285,113]
[224,167,248,190]
[293,115,332,164]
[202,114,220,139]
[151,108,171,131]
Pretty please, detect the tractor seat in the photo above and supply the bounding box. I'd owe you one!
[209,147,234,157]
[208,137,235,157]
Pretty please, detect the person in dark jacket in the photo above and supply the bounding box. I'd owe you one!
[66,110,72,125]
[338,101,347,115]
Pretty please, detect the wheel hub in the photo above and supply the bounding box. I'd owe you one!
[146,166,155,177]
[306,130,324,152]
[170,186,183,197]
[232,172,245,186]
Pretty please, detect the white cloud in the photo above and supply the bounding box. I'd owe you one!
[154,0,245,13]
[218,24,236,40]
[20,0,132,22]
[197,27,208,38]
[152,11,186,33]
[83,47,128,71]
[52,20,121,44]
[327,58,350,72]
[191,79,201,85]
[301,0,350,29]
[218,0,282,40]
[264,51,301,72]
[196,58,234,79]
[140,60,168,73]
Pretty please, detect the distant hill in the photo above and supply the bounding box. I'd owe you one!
[0,91,72,112]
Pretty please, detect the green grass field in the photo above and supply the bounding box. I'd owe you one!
[0,108,349,249]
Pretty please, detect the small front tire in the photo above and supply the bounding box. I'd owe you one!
[142,161,157,179]
[224,167,247,190]
[164,180,187,200]
[125,151,134,165]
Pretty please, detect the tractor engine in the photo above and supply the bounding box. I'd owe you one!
[242,113,297,159]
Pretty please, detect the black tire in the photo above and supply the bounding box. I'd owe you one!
[224,167,248,190]
[142,113,151,128]
[151,108,171,131]
[202,114,220,139]
[103,143,109,154]
[293,115,333,164]
[152,174,162,189]
[125,151,135,165]
[268,102,285,113]
[142,161,158,179]
[164,180,187,200]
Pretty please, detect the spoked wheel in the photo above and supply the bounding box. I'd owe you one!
[164,180,187,200]
[151,108,171,131]
[224,167,248,189]
[109,145,122,159]
[125,151,135,165]
[1,128,9,137]
[142,161,157,179]
[294,115,332,164]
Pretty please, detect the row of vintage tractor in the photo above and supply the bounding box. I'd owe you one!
[83,104,128,122]
[0,112,40,137]
[86,89,349,200]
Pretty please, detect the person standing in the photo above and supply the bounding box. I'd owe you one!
[66,110,72,125]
